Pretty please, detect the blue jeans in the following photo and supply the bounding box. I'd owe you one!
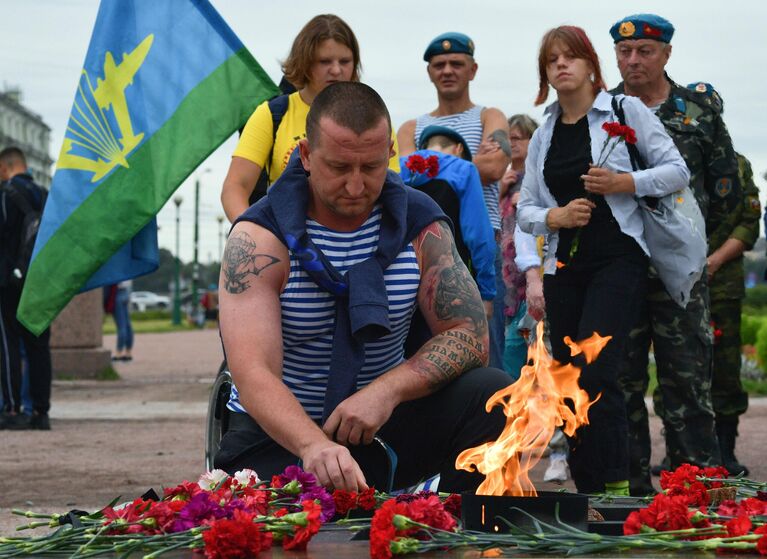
[114,288,133,351]
[503,301,528,381]
[489,246,506,370]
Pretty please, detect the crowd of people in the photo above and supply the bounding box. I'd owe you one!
[0,9,758,499]
[214,11,761,497]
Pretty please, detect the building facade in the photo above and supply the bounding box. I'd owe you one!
[0,88,53,187]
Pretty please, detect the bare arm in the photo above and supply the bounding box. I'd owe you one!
[397,119,418,156]
[219,222,367,491]
[220,157,263,223]
[324,221,488,446]
[707,238,747,279]
[474,108,510,184]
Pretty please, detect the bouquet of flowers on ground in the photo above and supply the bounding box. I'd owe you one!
[1,466,332,559]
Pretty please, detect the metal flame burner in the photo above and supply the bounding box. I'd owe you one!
[461,491,589,533]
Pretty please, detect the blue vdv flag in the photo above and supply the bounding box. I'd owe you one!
[18,0,279,334]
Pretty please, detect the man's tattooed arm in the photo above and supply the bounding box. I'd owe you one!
[222,230,281,294]
[410,220,489,391]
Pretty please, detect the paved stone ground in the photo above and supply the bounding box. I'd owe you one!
[1,328,765,535]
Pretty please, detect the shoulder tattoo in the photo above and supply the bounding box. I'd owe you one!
[222,230,281,294]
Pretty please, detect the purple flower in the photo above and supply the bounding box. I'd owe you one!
[224,499,249,518]
[171,493,226,532]
[278,465,318,490]
[300,487,336,523]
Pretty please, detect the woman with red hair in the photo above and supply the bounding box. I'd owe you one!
[517,26,689,495]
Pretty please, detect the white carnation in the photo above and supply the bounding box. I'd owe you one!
[198,469,229,490]
[233,468,260,487]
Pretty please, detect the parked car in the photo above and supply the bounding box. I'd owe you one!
[130,291,170,312]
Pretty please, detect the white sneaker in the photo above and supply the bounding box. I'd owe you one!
[543,452,569,482]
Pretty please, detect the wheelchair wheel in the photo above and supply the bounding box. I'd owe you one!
[205,362,232,471]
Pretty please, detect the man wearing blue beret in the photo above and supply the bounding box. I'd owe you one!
[397,32,511,372]
[609,14,744,494]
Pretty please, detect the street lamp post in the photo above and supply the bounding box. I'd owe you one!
[191,168,211,327]
[172,195,183,325]
[217,215,225,262]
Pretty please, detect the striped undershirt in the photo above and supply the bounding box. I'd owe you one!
[414,106,501,230]
[228,206,421,420]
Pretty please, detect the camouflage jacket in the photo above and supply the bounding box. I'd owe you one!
[612,77,742,241]
[708,153,761,300]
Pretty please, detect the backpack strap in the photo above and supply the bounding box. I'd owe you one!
[5,180,37,216]
[611,96,647,171]
[263,93,290,175]
[248,93,291,205]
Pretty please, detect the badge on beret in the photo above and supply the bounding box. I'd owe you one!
[468,39,474,51]
[643,24,662,38]
[695,83,707,93]
[715,178,732,198]
[442,40,451,51]
[619,21,636,37]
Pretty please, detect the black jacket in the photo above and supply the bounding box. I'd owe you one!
[0,173,45,287]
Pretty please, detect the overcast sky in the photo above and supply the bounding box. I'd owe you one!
[3,0,765,266]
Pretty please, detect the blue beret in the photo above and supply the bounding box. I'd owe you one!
[418,125,472,161]
[610,14,674,43]
[687,82,724,112]
[423,32,475,61]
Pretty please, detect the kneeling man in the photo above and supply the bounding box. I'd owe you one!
[216,82,509,492]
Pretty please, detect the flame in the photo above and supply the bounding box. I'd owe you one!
[455,322,611,496]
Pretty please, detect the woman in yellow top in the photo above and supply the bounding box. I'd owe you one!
[221,14,400,222]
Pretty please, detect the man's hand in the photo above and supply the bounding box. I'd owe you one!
[707,238,747,280]
[499,166,520,198]
[323,384,396,446]
[546,198,595,230]
[300,439,368,492]
[582,165,635,195]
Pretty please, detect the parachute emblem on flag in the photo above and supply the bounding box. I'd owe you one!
[57,34,154,183]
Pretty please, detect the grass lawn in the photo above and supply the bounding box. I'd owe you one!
[646,361,767,396]
[102,315,214,335]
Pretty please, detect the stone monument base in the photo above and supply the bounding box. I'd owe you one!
[50,289,112,379]
[52,347,112,379]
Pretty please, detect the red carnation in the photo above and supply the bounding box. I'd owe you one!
[282,500,322,551]
[370,499,412,559]
[405,154,427,174]
[406,495,457,532]
[201,510,271,559]
[756,525,767,555]
[602,122,622,137]
[443,494,462,518]
[622,493,693,534]
[623,510,644,535]
[147,500,187,533]
[102,498,155,534]
[623,126,637,145]
[425,155,440,178]
[163,480,202,501]
[740,498,767,517]
[333,490,358,516]
[725,515,752,537]
[358,488,377,511]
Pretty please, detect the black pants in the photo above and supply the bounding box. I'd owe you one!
[0,285,52,415]
[215,367,511,493]
[544,252,647,494]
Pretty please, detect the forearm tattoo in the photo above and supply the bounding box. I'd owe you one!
[411,221,489,390]
[222,231,280,294]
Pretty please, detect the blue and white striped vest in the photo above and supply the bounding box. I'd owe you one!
[228,206,421,420]
[415,106,500,230]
